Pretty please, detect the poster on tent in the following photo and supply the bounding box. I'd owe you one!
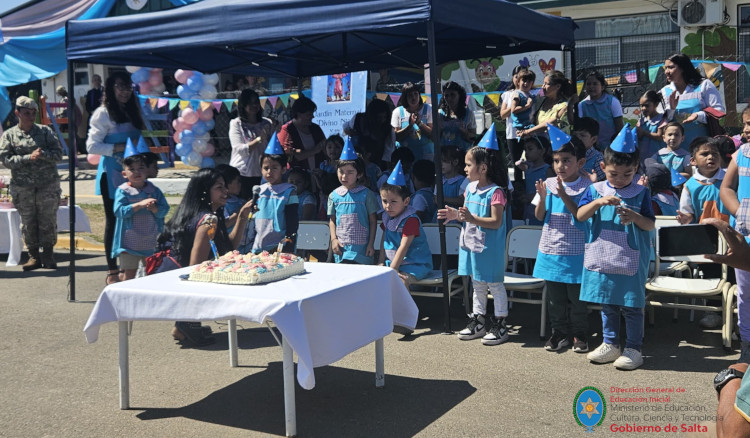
[311,71,367,138]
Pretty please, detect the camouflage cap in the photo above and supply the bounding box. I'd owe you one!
[15,96,38,111]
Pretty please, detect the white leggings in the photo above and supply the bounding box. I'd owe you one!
[472,279,508,318]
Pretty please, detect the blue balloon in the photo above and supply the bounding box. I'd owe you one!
[187,75,203,92]
[204,119,215,131]
[177,85,191,100]
[175,142,192,156]
[179,129,194,145]
[180,155,190,165]
[201,156,215,168]
[192,121,207,137]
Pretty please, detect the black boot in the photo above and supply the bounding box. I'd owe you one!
[22,247,42,271]
[172,322,215,346]
[41,246,57,269]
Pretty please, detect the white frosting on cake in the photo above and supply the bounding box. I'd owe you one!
[188,251,305,285]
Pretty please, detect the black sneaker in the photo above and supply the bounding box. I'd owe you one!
[572,334,589,353]
[545,331,570,351]
[482,316,510,346]
[457,314,486,340]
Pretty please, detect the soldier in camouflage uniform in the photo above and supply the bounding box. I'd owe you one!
[0,96,63,270]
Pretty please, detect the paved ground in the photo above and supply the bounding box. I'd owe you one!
[0,247,736,437]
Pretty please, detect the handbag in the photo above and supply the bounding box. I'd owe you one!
[703,107,726,137]
[144,248,182,275]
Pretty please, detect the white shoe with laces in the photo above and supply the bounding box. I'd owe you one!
[586,342,621,364]
[613,348,644,370]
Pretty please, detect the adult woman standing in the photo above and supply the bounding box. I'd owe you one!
[229,89,273,199]
[438,81,475,151]
[660,53,724,150]
[159,168,253,345]
[343,98,395,168]
[86,71,144,285]
[277,96,326,171]
[391,82,434,161]
[517,70,576,138]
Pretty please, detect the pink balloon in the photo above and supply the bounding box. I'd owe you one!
[151,68,163,72]
[87,154,101,165]
[174,69,194,84]
[139,81,152,95]
[200,143,215,157]
[173,132,182,143]
[198,108,214,121]
[171,119,180,130]
[181,108,199,125]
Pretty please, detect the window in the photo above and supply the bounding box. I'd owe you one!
[737,6,750,102]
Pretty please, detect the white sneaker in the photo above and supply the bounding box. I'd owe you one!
[613,348,644,370]
[457,314,486,340]
[586,342,621,364]
[699,313,723,329]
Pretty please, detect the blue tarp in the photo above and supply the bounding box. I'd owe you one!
[66,0,576,77]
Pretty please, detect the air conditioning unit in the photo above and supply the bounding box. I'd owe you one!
[678,0,724,27]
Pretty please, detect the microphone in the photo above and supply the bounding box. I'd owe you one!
[248,185,261,219]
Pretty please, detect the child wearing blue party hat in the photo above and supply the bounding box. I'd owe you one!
[573,124,655,370]
[438,127,510,346]
[249,132,299,253]
[532,124,592,353]
[378,160,433,291]
[113,137,170,280]
[328,137,380,264]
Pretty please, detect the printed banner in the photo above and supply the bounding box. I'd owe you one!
[311,70,367,138]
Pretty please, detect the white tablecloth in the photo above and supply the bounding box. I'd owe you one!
[0,206,91,266]
[83,263,418,390]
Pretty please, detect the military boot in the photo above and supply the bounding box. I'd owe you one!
[22,247,42,271]
[41,246,57,269]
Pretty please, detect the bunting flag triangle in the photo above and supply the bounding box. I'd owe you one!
[279,94,290,107]
[488,93,500,106]
[168,98,179,110]
[290,93,299,100]
[389,94,399,107]
[648,66,661,83]
[179,100,190,110]
[420,94,427,103]
[149,98,158,109]
[199,101,212,111]
[268,96,279,108]
[212,100,222,112]
[301,90,312,98]
[576,81,583,95]
[723,62,742,72]
[624,70,637,83]
[260,97,267,108]
[605,75,619,86]
[701,63,719,79]
[221,99,232,112]
[376,93,387,101]
[473,94,485,106]
[157,98,169,108]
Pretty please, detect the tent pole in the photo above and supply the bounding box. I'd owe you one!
[67,60,77,302]
[426,20,452,334]
[568,46,578,120]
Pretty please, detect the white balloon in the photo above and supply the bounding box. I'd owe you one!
[204,73,220,85]
[199,86,217,100]
[186,151,202,167]
[197,133,211,143]
[125,66,141,73]
[152,83,166,94]
[192,138,208,154]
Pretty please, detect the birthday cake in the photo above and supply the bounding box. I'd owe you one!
[188,250,305,285]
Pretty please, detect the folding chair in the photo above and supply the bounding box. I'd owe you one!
[645,221,731,348]
[295,221,331,262]
[499,226,547,339]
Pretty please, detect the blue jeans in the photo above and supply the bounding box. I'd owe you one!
[601,305,644,351]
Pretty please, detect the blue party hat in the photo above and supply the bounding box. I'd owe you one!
[477,123,499,150]
[386,160,406,186]
[631,126,638,147]
[340,136,358,160]
[547,123,571,151]
[609,124,636,154]
[670,167,686,186]
[264,132,284,155]
[123,137,138,158]
[136,136,150,154]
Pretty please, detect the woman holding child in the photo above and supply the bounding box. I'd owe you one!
[86,71,145,285]
[517,70,576,139]
[660,53,724,150]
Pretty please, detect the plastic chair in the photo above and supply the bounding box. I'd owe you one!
[409,223,468,310]
[723,285,738,350]
[498,225,547,339]
[645,220,731,348]
[296,221,331,261]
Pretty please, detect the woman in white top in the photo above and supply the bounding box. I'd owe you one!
[391,82,434,161]
[228,88,273,199]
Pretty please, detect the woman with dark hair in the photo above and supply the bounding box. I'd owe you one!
[438,81,475,151]
[660,53,724,150]
[86,71,145,285]
[517,70,576,138]
[577,70,624,149]
[229,88,273,199]
[391,82,434,161]
[343,98,395,168]
[158,168,253,345]
[277,96,326,171]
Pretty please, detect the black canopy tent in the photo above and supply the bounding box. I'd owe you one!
[65,0,576,331]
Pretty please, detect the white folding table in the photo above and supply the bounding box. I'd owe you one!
[83,263,418,437]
